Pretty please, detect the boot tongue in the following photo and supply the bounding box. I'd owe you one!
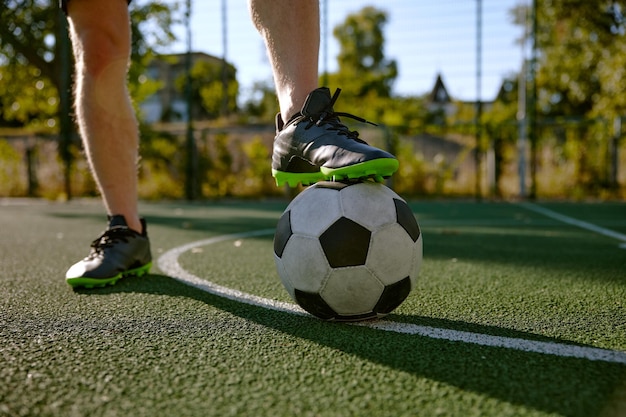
[301,87,334,118]
[108,215,129,229]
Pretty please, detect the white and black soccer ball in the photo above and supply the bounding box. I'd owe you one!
[273,181,422,321]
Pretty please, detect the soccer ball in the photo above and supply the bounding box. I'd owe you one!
[273,181,422,321]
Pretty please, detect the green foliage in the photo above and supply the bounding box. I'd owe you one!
[1,0,178,197]
[2,2,623,200]
[0,139,24,196]
[391,140,428,196]
[196,62,239,118]
[174,58,239,120]
[137,127,185,199]
[507,1,626,196]
[530,0,626,118]
[330,6,397,98]
[237,136,276,196]
[128,1,179,91]
[592,38,626,120]
[242,81,278,123]
[321,5,432,138]
[378,97,429,133]
[485,78,519,126]
[536,119,613,196]
[0,0,177,128]
[0,1,60,130]
[136,128,280,199]
[200,132,234,197]
[0,65,58,130]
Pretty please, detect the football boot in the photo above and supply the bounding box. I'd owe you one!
[65,215,152,288]
[272,87,399,187]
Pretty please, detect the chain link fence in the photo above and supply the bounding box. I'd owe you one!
[1,0,624,199]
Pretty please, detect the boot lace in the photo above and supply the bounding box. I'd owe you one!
[304,89,377,144]
[87,227,135,258]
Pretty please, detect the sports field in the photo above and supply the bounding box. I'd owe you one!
[1,197,625,417]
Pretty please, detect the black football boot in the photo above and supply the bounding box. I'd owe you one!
[65,215,152,288]
[272,87,398,187]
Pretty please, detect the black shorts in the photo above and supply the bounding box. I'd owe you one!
[60,0,132,14]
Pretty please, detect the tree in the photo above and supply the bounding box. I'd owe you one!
[510,0,626,118]
[510,0,626,194]
[329,6,398,99]
[242,81,278,123]
[1,0,177,196]
[174,57,239,120]
[0,1,64,129]
[0,0,177,128]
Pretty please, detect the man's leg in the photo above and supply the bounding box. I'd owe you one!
[249,0,399,187]
[67,0,141,233]
[64,0,151,288]
[248,0,319,122]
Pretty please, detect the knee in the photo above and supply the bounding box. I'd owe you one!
[70,18,131,77]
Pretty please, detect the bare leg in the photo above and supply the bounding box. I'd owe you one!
[248,0,320,122]
[67,0,142,233]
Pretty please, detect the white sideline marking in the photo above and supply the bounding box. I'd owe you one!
[157,230,626,365]
[158,230,305,316]
[519,202,626,243]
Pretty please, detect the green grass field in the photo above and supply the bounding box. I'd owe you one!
[1,197,625,417]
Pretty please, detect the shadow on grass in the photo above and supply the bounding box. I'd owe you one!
[49,200,285,239]
[51,199,625,282]
[63,200,625,414]
[75,273,626,417]
[408,200,626,281]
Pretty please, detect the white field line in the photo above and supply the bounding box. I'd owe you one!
[156,230,626,365]
[519,202,626,242]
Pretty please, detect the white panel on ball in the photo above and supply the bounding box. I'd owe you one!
[280,235,331,293]
[340,182,399,230]
[321,267,384,315]
[367,223,417,286]
[289,188,343,236]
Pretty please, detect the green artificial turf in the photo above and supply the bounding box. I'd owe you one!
[1,198,624,417]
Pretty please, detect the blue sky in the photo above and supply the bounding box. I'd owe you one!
[162,0,526,102]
